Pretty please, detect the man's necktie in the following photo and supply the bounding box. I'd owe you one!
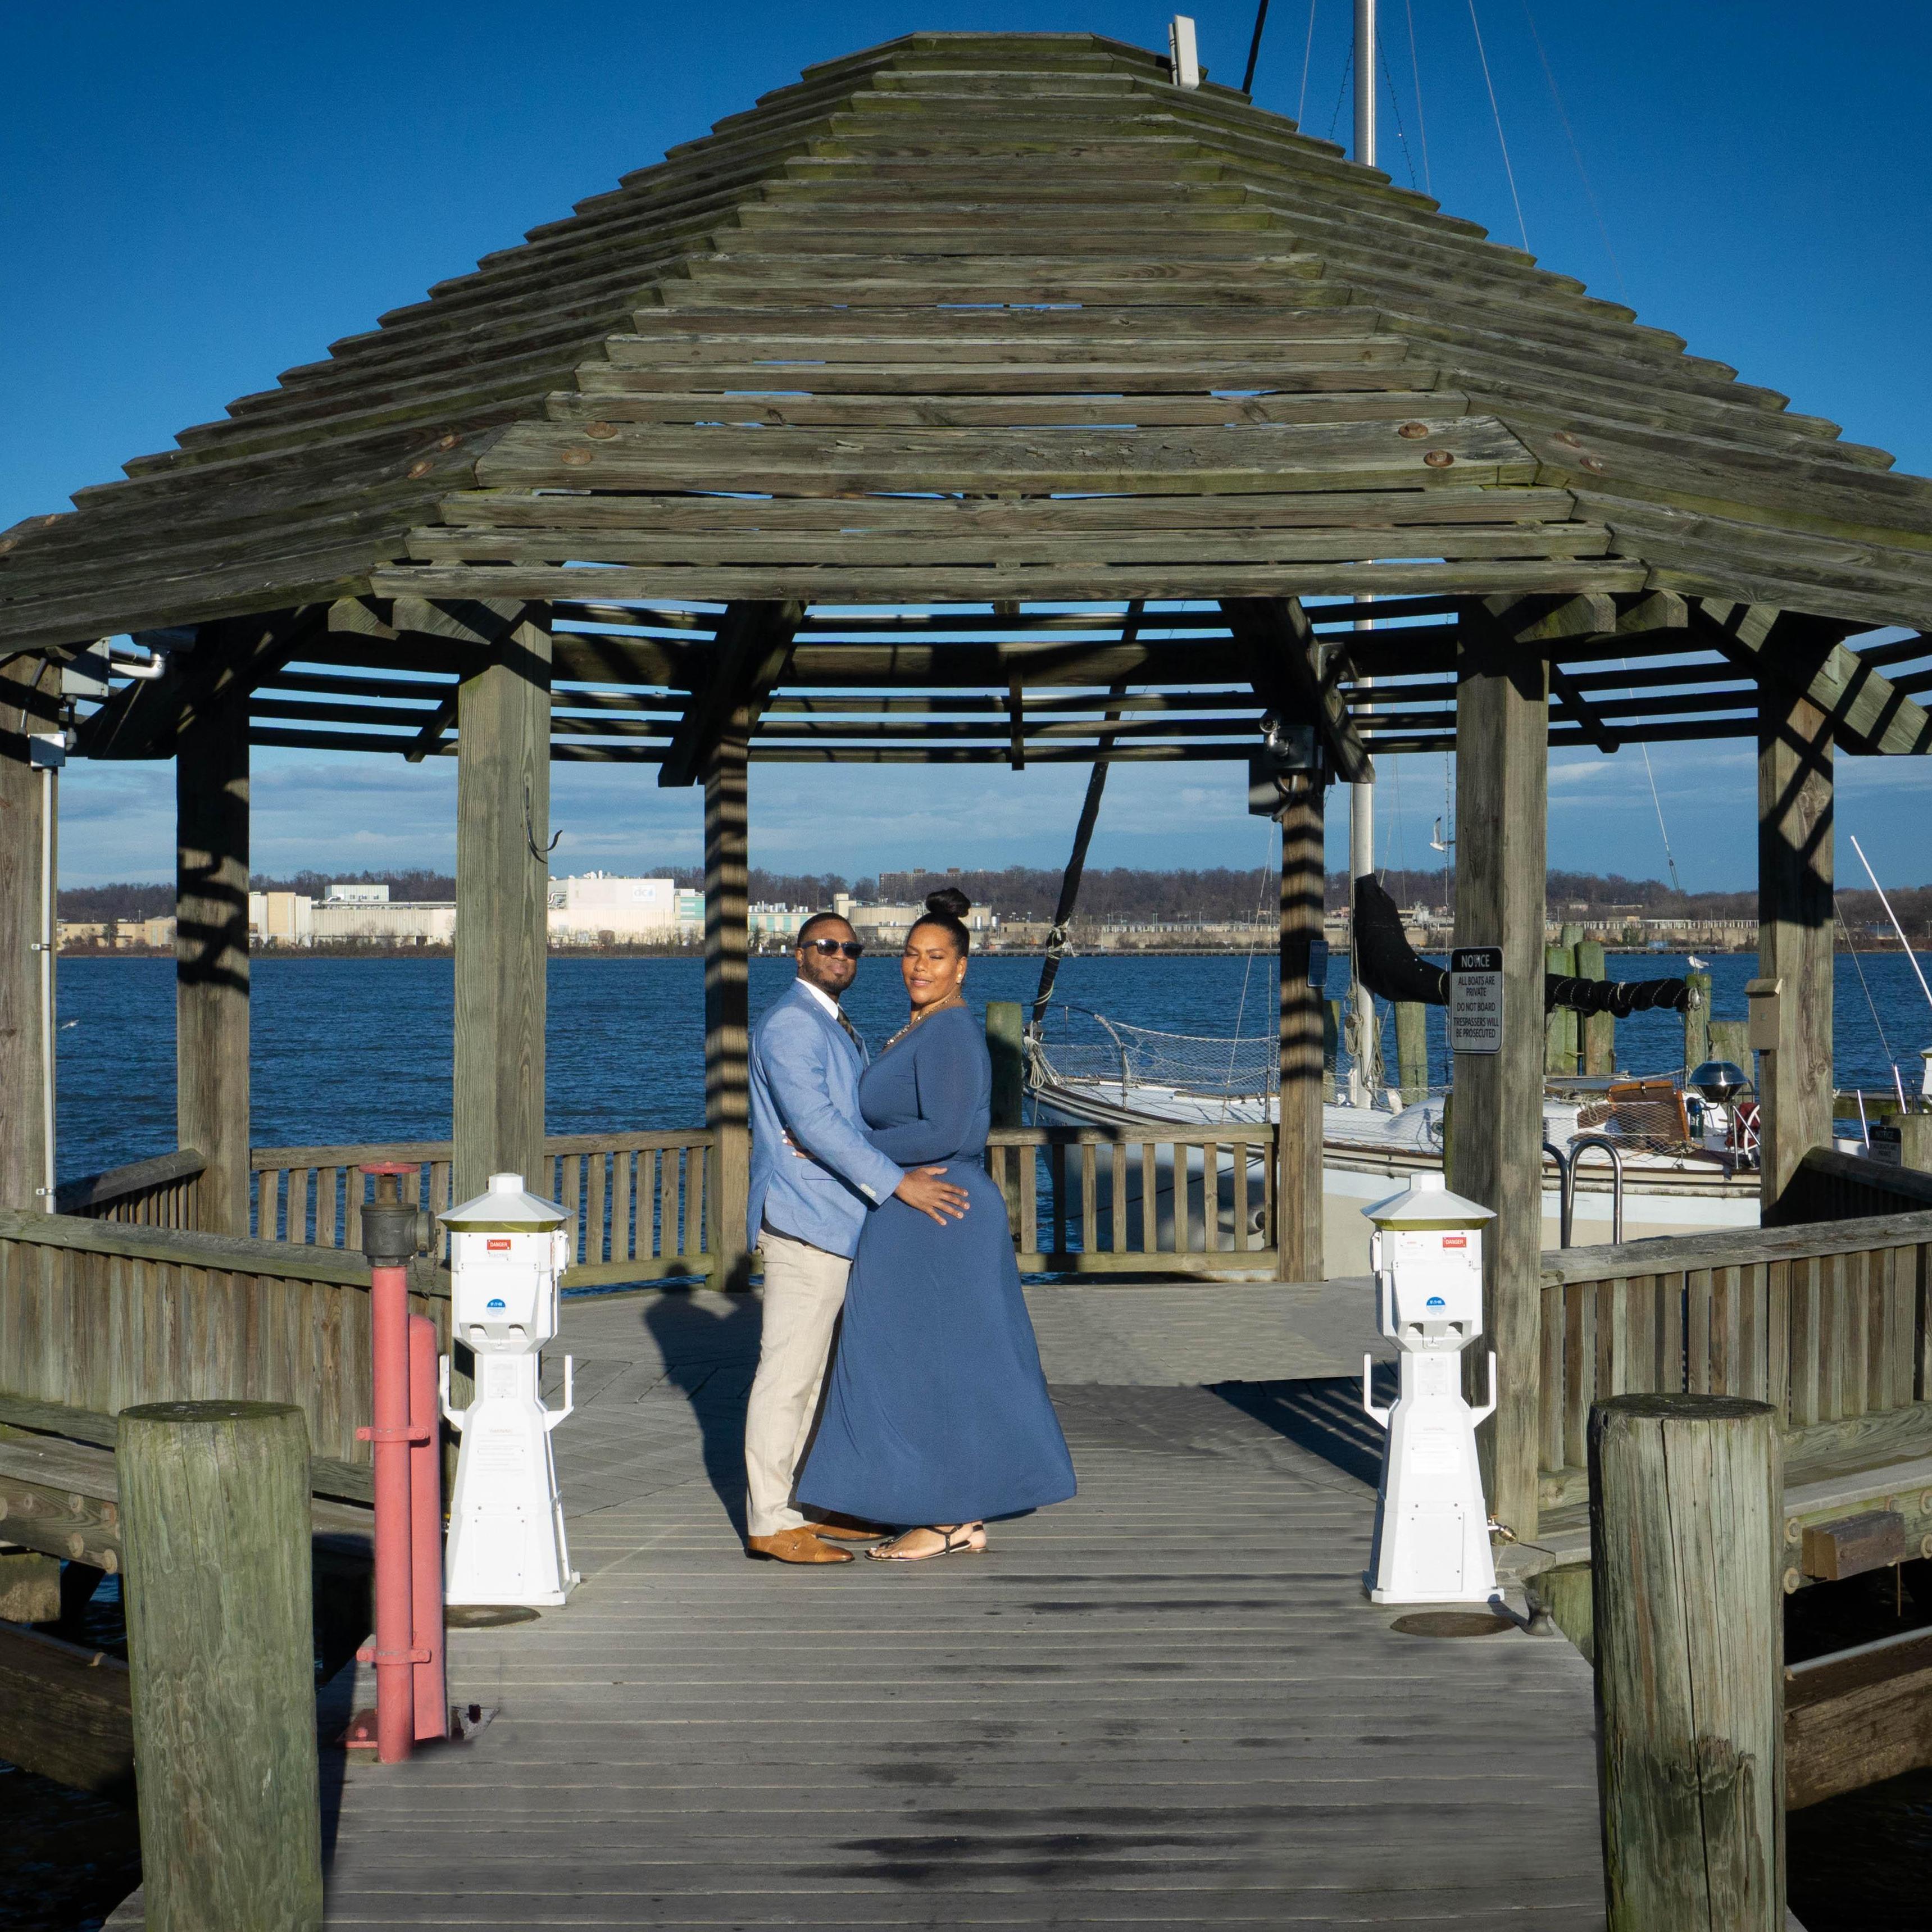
[835,1008,865,1057]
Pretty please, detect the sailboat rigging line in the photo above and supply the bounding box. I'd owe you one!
[1220,825,1283,1120]
[1466,0,1530,251]
[1029,608,1143,1022]
[1329,47,1355,143]
[1298,0,1319,122]
[1403,0,1432,194]
[1242,0,1272,94]
[1519,0,1631,303]
[1835,894,1898,1082]
[1850,834,1932,1020]
[1622,658,1683,894]
[1376,38,1419,188]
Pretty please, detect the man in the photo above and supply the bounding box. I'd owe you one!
[742,911,970,1563]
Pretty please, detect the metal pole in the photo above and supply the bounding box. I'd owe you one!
[1347,0,1379,1106]
[408,1313,448,1742]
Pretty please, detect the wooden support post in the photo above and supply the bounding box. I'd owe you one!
[1278,774,1325,1281]
[705,733,752,1289]
[1711,1020,1752,1073]
[1684,967,1712,1071]
[453,607,551,1204]
[1394,1001,1428,1103]
[176,683,250,1235]
[0,656,58,1212]
[987,1001,1025,1128]
[1545,937,1578,1075]
[1759,689,1834,1223]
[119,1399,322,1932]
[1449,612,1548,1540]
[1590,1393,1783,1931]
[1576,938,1615,1074]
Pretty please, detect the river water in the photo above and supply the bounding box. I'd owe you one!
[54,947,1932,1175]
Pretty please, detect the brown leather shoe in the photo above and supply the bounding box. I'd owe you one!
[805,1514,892,1542]
[745,1526,853,1564]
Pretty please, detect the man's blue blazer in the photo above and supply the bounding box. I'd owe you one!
[747,980,904,1260]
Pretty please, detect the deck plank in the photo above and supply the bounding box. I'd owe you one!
[319,1289,1603,1926]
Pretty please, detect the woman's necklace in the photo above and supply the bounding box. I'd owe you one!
[884,993,965,1052]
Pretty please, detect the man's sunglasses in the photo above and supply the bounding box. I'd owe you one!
[802,938,865,959]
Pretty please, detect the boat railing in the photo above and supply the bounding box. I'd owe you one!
[986,1122,1279,1275]
[1568,1135,1626,1245]
[249,1130,716,1286]
[1542,1141,1573,1248]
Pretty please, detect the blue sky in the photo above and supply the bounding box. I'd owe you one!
[9,3,1930,890]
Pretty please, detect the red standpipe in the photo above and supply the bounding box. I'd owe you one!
[366,1257,417,1762]
[409,1313,448,1740]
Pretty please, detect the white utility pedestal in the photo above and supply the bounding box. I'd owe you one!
[1360,1173,1499,1604]
[438,1172,579,1607]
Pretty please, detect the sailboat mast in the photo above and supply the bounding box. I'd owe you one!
[1347,0,1379,1103]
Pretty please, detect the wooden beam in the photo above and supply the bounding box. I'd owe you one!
[1697,600,1932,756]
[1548,663,1621,753]
[1221,595,1372,783]
[453,606,552,1203]
[78,610,313,761]
[176,681,249,1235]
[1278,774,1326,1280]
[0,1620,134,1800]
[657,601,803,788]
[1758,681,1834,1224]
[1450,604,1549,1541]
[0,656,58,1211]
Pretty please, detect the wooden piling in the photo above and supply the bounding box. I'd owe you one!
[1684,968,1712,1071]
[704,733,752,1289]
[986,1001,1025,1128]
[118,1399,322,1932]
[1545,937,1578,1075]
[1393,1000,1428,1103]
[175,680,251,1234]
[1449,611,1548,1540]
[0,655,58,1213]
[1758,684,1835,1222]
[1576,938,1615,1074]
[1277,773,1325,1280]
[1710,1019,1752,1075]
[1590,1393,1783,1932]
[453,606,552,1203]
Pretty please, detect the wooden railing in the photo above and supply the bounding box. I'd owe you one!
[0,1210,446,1470]
[54,1149,206,1230]
[249,1131,715,1286]
[1781,1144,1932,1224]
[1536,1202,1932,1507]
[985,1124,1279,1275]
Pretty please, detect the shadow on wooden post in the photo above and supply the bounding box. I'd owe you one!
[119,1399,323,1932]
[1590,1393,1783,1931]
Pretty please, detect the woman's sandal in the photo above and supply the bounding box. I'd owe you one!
[866,1522,987,1562]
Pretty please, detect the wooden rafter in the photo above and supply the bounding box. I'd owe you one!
[656,601,803,788]
[1221,596,1372,784]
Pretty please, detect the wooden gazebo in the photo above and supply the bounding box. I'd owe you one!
[6,30,1932,1535]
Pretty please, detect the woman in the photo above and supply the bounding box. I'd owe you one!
[797,888,1076,1560]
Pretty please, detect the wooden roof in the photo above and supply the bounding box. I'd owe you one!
[13,31,1932,769]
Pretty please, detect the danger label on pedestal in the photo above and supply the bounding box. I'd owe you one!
[1448,947,1503,1055]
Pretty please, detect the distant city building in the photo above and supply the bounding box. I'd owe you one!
[311,898,454,944]
[547,874,678,943]
[249,890,313,944]
[325,881,389,903]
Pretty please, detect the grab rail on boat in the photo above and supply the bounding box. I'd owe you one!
[1569,1134,1626,1246]
[1543,1141,1574,1248]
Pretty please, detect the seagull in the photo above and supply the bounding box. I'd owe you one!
[1686,954,1708,971]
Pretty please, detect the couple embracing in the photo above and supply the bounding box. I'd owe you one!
[741,888,1075,1564]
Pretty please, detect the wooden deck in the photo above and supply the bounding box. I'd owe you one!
[316,1287,1605,1928]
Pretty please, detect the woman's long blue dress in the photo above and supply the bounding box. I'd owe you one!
[797,1004,1076,1528]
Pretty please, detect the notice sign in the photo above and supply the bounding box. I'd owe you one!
[1448,947,1504,1055]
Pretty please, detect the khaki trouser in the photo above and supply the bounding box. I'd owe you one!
[743,1226,852,1537]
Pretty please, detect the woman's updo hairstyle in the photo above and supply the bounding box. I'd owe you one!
[911,885,972,956]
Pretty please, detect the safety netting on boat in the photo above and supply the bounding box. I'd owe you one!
[1026,1006,1757,1166]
